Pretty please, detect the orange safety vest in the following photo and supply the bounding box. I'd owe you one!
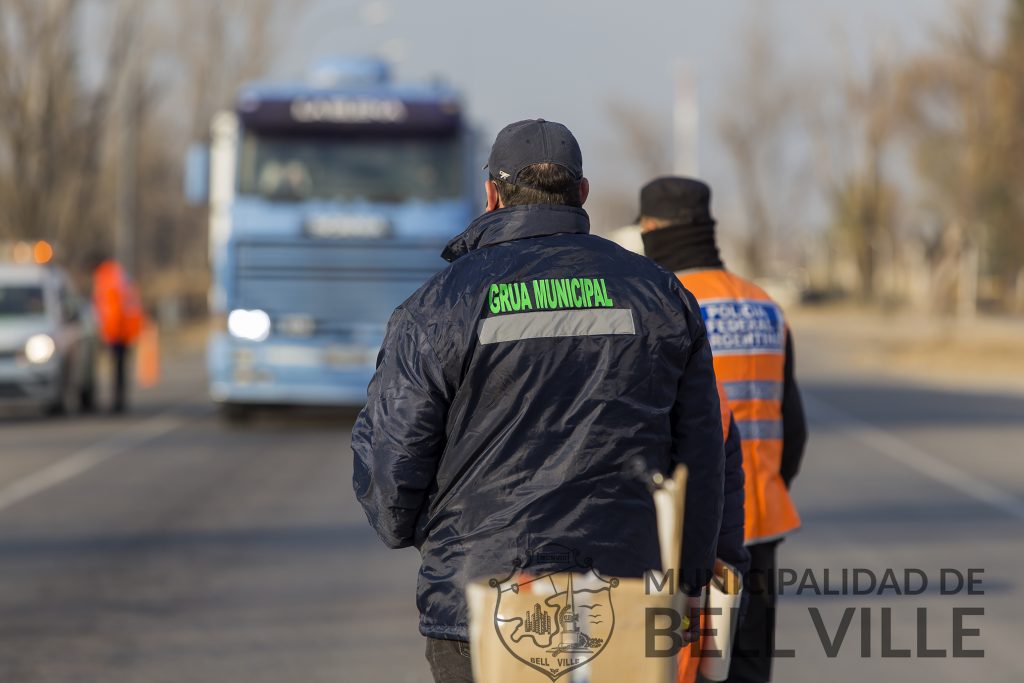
[676,271,799,683]
[92,260,144,345]
[679,268,800,546]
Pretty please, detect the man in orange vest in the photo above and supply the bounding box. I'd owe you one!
[91,256,144,412]
[638,177,808,683]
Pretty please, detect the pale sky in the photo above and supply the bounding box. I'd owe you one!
[269,0,972,233]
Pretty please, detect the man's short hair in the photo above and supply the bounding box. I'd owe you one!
[492,163,583,208]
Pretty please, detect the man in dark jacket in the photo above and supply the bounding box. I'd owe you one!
[352,120,726,683]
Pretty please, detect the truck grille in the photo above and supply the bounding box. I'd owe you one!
[233,239,445,334]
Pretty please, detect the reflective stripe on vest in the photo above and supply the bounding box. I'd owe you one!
[722,379,783,402]
[736,418,783,441]
[678,269,801,545]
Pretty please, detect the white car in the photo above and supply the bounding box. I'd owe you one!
[0,263,97,414]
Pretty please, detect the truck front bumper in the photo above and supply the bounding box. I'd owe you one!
[207,334,377,407]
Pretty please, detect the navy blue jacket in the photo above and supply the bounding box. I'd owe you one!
[352,204,725,641]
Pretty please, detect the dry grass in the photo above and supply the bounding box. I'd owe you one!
[788,304,1024,395]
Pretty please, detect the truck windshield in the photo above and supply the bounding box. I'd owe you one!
[0,285,45,317]
[237,132,462,203]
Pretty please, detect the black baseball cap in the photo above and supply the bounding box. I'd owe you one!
[637,176,715,225]
[485,119,583,187]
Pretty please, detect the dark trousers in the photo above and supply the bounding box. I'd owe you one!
[110,343,128,412]
[723,540,780,683]
[425,637,473,683]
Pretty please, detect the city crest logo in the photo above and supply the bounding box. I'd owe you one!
[490,546,618,680]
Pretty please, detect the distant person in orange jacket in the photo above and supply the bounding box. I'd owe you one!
[91,255,144,412]
[638,178,808,683]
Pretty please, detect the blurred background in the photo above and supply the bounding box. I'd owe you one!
[0,1,1021,681]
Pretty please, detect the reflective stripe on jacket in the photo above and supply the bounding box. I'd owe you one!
[678,269,800,545]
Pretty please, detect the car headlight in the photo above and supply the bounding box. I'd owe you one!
[24,334,56,364]
[227,309,271,342]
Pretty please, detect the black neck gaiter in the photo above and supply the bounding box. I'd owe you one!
[640,221,724,273]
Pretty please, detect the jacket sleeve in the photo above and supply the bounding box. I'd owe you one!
[717,415,750,577]
[779,329,808,488]
[671,288,726,595]
[351,307,451,549]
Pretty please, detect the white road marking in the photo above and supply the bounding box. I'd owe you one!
[0,412,185,514]
[806,394,1024,522]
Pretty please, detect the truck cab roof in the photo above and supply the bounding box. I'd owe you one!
[238,55,459,105]
[238,81,461,104]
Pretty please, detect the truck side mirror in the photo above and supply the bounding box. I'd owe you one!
[184,143,210,205]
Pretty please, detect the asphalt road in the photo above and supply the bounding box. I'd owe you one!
[0,331,1021,683]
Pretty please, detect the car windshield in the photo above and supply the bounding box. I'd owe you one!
[0,285,45,317]
[237,132,462,203]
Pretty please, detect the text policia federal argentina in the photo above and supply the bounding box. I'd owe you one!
[488,278,615,315]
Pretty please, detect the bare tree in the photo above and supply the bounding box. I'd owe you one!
[173,0,305,142]
[140,0,316,315]
[0,0,141,265]
[605,99,671,180]
[0,0,314,320]
[828,52,903,301]
[986,0,1024,311]
[716,13,802,277]
[894,1,1005,316]
[587,100,672,230]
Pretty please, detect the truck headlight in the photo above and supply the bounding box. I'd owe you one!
[25,334,56,364]
[227,309,271,342]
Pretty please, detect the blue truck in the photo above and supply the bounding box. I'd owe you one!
[186,58,476,419]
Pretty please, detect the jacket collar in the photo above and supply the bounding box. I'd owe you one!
[441,204,590,262]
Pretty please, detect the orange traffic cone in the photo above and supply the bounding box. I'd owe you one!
[136,321,161,388]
